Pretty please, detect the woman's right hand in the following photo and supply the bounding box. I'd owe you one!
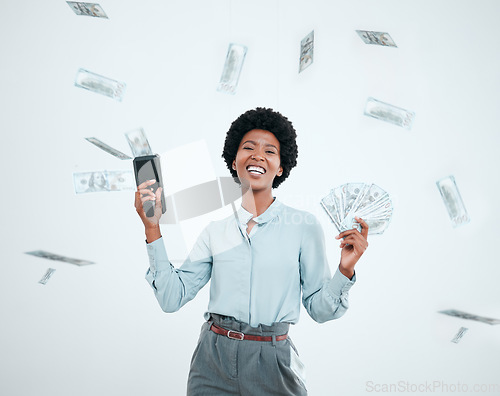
[135,179,164,228]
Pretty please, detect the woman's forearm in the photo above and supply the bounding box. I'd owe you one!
[145,224,162,243]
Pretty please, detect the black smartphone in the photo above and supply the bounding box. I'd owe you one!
[133,154,166,217]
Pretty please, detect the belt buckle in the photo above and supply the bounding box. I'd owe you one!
[227,330,244,341]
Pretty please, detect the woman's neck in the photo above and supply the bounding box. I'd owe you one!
[241,188,274,218]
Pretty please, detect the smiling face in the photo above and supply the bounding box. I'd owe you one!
[232,129,283,193]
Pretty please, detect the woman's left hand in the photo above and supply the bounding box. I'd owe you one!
[335,216,369,278]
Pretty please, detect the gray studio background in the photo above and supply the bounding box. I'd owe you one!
[1,1,500,395]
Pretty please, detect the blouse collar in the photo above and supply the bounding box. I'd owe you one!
[236,197,282,226]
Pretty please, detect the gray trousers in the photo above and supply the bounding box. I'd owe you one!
[187,314,307,396]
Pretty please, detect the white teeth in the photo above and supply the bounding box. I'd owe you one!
[247,166,265,174]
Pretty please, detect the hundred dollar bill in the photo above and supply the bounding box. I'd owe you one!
[299,30,314,73]
[39,268,56,285]
[217,43,247,94]
[356,30,397,47]
[320,193,343,232]
[364,97,415,130]
[439,309,500,325]
[75,68,126,101]
[26,251,94,266]
[451,327,468,344]
[125,128,153,157]
[73,170,135,194]
[85,137,132,160]
[67,2,108,18]
[436,176,470,227]
[330,187,346,226]
[343,201,393,234]
[321,182,393,236]
[107,170,135,191]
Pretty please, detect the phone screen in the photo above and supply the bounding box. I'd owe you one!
[133,155,166,217]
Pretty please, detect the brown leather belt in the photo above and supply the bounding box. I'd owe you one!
[210,323,288,342]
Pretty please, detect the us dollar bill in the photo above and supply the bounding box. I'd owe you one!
[75,68,126,101]
[320,194,343,233]
[39,268,56,285]
[451,327,468,344]
[85,137,132,160]
[364,97,415,130]
[66,2,108,18]
[107,170,135,191]
[124,128,153,157]
[343,183,368,217]
[26,251,95,266]
[436,176,470,227]
[321,182,393,235]
[299,30,314,73]
[356,30,397,47]
[73,170,135,194]
[439,309,500,325]
[217,43,247,94]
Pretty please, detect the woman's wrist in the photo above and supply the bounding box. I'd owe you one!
[145,224,161,243]
[338,264,354,280]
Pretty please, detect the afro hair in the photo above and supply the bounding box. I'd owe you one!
[222,107,298,189]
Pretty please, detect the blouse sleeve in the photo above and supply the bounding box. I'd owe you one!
[145,225,213,313]
[299,213,356,323]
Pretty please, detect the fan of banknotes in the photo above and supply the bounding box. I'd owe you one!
[320,182,394,235]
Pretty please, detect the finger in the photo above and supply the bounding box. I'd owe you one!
[141,195,156,205]
[154,188,163,213]
[335,221,369,239]
[335,228,360,239]
[135,190,152,207]
[339,235,356,247]
[139,188,155,195]
[343,233,368,246]
[137,179,156,190]
[137,179,157,190]
[341,235,357,243]
[155,187,162,200]
[340,235,368,251]
[355,216,369,238]
[134,191,142,209]
[339,242,354,249]
[135,192,148,220]
[138,188,156,198]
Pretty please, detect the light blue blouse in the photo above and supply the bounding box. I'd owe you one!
[145,198,356,327]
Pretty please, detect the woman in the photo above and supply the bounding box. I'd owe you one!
[135,108,369,395]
